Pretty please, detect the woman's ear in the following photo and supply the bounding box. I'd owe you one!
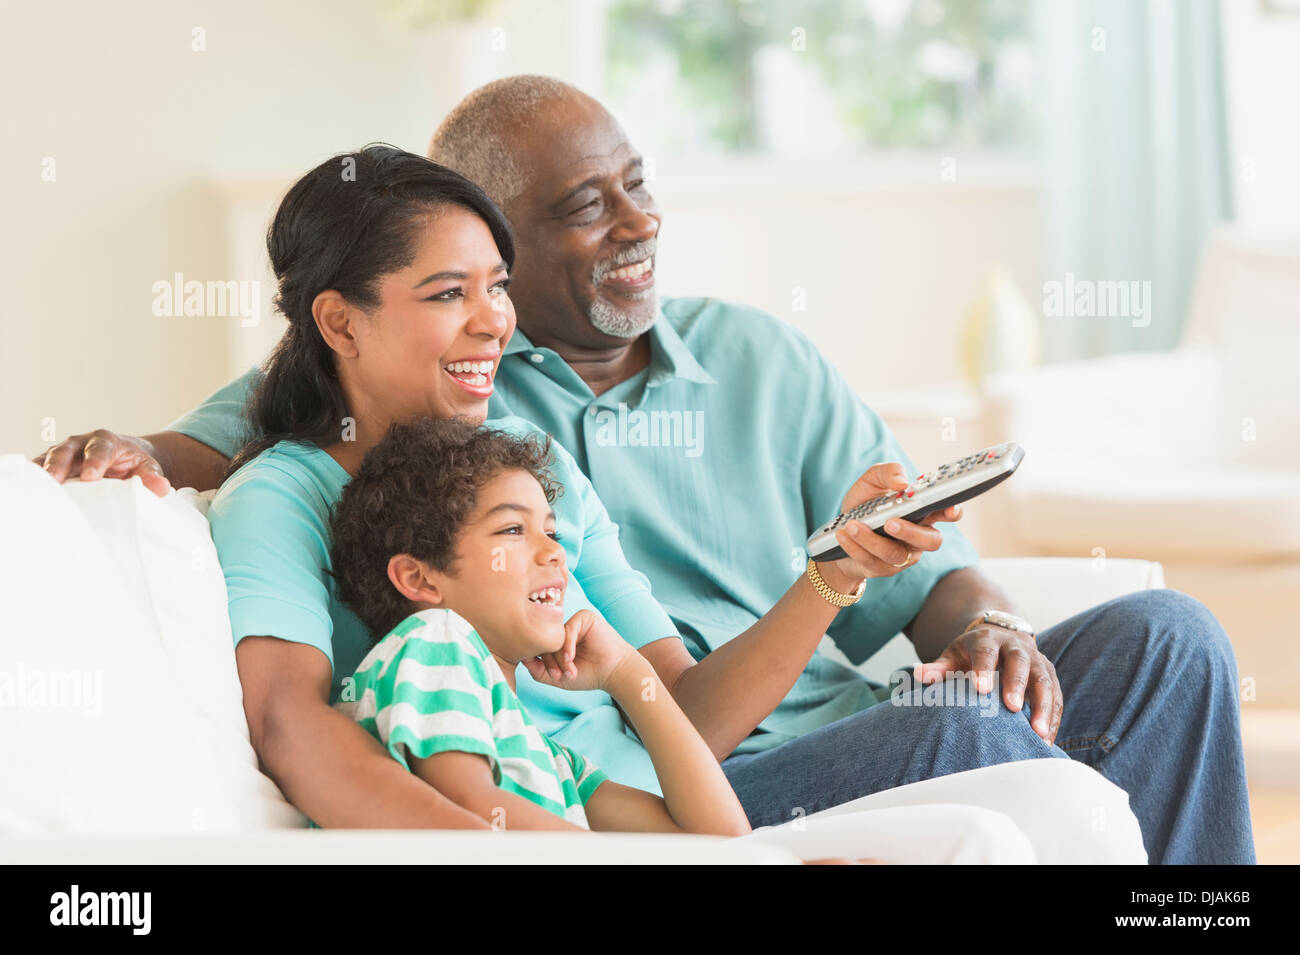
[388,554,444,605]
[313,289,361,359]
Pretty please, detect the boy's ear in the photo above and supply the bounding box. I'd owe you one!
[387,554,444,605]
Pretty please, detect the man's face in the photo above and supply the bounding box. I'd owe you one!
[503,96,662,347]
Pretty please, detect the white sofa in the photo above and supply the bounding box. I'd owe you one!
[0,454,1165,863]
[978,226,1300,724]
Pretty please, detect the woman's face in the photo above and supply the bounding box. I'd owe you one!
[346,204,515,428]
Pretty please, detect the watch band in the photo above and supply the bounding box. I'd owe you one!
[806,559,866,607]
[964,610,1036,640]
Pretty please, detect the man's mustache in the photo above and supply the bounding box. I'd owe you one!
[592,240,657,283]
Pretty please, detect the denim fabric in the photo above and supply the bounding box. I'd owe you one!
[721,589,1255,865]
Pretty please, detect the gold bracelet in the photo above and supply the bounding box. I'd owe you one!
[806,559,866,607]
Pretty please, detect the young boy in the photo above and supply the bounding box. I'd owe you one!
[328,417,751,835]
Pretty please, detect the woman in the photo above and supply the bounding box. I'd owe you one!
[39,145,1145,862]
[207,144,690,826]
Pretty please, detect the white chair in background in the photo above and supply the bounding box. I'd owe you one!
[979,226,1300,786]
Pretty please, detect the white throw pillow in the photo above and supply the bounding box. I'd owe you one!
[0,455,304,832]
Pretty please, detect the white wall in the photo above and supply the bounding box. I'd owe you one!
[0,0,605,458]
[649,159,1040,398]
[1221,0,1300,234]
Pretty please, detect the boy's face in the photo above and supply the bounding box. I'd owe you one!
[426,468,568,662]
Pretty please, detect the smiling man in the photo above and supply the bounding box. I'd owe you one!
[418,76,1253,865]
[37,76,1254,865]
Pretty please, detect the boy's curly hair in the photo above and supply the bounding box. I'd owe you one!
[328,416,560,643]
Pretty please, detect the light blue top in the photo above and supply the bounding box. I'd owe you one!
[170,295,980,759]
[198,412,675,794]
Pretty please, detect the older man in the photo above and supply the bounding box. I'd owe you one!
[39,76,1252,864]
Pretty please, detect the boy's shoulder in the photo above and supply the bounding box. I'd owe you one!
[351,609,492,687]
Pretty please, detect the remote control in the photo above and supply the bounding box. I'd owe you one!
[805,441,1025,562]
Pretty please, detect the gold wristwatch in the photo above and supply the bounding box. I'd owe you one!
[806,559,866,607]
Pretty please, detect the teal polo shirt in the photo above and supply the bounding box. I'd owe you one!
[487,296,981,754]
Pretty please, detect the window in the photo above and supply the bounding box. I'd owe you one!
[606,0,1037,159]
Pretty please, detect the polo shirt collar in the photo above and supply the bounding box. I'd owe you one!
[647,309,717,386]
[503,304,718,388]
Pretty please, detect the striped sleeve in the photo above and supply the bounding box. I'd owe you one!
[349,614,502,780]
[555,743,609,806]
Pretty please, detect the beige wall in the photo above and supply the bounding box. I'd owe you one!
[0,0,604,458]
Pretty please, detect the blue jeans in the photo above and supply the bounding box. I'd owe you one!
[720,589,1255,864]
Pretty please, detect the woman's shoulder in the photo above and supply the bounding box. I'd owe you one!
[209,439,347,522]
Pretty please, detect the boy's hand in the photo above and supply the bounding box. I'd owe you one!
[522,609,638,693]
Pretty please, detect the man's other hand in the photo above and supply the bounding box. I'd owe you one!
[34,429,172,497]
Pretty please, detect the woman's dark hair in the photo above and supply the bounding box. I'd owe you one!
[329,417,561,643]
[226,144,516,477]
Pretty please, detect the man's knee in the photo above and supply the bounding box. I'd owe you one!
[1110,589,1239,684]
[898,688,1059,767]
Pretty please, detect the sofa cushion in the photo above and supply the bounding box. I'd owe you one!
[0,455,304,832]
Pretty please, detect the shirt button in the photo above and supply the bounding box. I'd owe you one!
[529,352,544,363]
[588,407,599,417]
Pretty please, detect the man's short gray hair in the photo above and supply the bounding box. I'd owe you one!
[428,75,589,208]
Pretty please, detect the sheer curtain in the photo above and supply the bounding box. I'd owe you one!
[1038,0,1233,361]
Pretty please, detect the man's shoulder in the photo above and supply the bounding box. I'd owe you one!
[662,295,824,361]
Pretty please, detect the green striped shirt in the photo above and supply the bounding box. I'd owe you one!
[338,609,608,827]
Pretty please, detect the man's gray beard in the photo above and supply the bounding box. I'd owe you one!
[587,290,659,339]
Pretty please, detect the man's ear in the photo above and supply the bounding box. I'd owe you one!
[313,289,361,359]
[388,554,444,605]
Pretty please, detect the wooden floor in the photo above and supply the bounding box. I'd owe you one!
[1250,787,1300,864]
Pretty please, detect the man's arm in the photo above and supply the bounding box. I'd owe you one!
[142,431,231,492]
[35,367,259,493]
[904,565,1023,662]
[36,428,233,494]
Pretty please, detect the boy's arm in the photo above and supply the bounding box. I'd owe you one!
[409,751,585,832]
[584,654,751,837]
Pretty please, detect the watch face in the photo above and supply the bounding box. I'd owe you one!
[985,611,1031,633]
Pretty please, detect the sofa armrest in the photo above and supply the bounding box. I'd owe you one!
[851,556,1165,682]
[0,831,800,865]
[975,556,1165,632]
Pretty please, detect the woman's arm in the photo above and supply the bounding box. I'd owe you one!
[236,635,489,829]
